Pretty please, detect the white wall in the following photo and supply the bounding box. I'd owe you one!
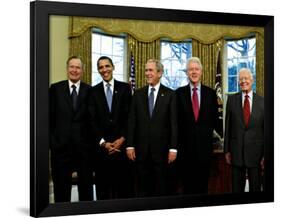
[49,15,69,84]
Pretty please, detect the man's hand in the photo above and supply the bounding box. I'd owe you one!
[112,137,125,151]
[126,148,136,161]
[103,142,120,155]
[260,157,265,171]
[168,151,177,164]
[225,152,231,165]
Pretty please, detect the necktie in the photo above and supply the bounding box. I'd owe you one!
[243,94,250,127]
[192,87,199,121]
[148,87,155,117]
[71,84,78,112]
[106,83,112,112]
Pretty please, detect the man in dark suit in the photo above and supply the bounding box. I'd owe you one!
[224,68,264,193]
[176,57,219,195]
[49,56,93,202]
[126,59,177,197]
[87,56,133,200]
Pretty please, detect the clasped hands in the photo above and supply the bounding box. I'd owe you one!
[103,137,125,155]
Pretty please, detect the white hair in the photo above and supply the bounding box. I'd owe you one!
[238,68,253,80]
[187,57,203,70]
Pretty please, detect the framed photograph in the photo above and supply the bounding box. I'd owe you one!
[30,0,274,217]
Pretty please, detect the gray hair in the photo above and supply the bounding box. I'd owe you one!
[66,55,84,69]
[238,68,253,80]
[146,59,164,72]
[187,57,203,70]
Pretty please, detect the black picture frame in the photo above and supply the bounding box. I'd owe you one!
[30,0,274,217]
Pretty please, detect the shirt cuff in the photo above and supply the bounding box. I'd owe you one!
[99,138,105,146]
[169,149,177,153]
[126,147,135,150]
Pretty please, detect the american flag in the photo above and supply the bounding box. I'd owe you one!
[215,50,223,138]
[129,52,136,93]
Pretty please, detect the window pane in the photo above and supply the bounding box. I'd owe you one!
[101,36,112,56]
[228,76,238,93]
[92,72,102,85]
[161,43,172,60]
[113,38,124,56]
[114,74,124,81]
[160,41,192,90]
[92,32,126,86]
[92,34,101,53]
[113,56,123,74]
[226,37,256,93]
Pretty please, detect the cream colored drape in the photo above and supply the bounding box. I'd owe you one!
[192,39,224,88]
[69,28,92,84]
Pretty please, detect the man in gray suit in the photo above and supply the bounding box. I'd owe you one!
[224,68,264,193]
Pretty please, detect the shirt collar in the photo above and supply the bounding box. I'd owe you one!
[190,82,201,91]
[242,90,253,100]
[103,78,114,89]
[149,82,160,92]
[68,80,81,90]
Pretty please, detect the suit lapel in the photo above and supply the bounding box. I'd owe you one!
[185,84,197,122]
[97,82,110,113]
[63,81,72,109]
[248,93,257,128]
[198,85,205,122]
[111,80,119,114]
[237,92,245,126]
[152,84,165,118]
[76,83,84,111]
[142,86,150,119]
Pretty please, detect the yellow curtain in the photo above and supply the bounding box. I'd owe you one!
[128,35,161,88]
[68,16,264,93]
[256,32,264,97]
[69,27,92,85]
[192,39,223,88]
[69,16,263,44]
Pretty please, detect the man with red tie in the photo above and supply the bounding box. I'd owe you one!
[176,57,219,194]
[224,68,264,193]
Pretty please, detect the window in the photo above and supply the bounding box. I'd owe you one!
[92,31,127,86]
[160,41,192,90]
[226,37,256,93]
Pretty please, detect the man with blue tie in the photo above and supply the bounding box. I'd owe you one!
[176,57,219,195]
[224,68,264,192]
[49,56,93,202]
[87,56,133,199]
[127,59,178,197]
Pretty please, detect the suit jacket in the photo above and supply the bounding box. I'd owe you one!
[127,84,177,163]
[176,84,219,165]
[224,92,264,167]
[49,80,91,159]
[87,80,132,150]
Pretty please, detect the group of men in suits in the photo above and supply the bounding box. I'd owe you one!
[49,55,264,202]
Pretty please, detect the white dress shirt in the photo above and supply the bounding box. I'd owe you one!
[242,90,253,113]
[68,80,81,95]
[99,79,114,146]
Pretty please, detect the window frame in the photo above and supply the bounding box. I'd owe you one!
[91,29,128,86]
